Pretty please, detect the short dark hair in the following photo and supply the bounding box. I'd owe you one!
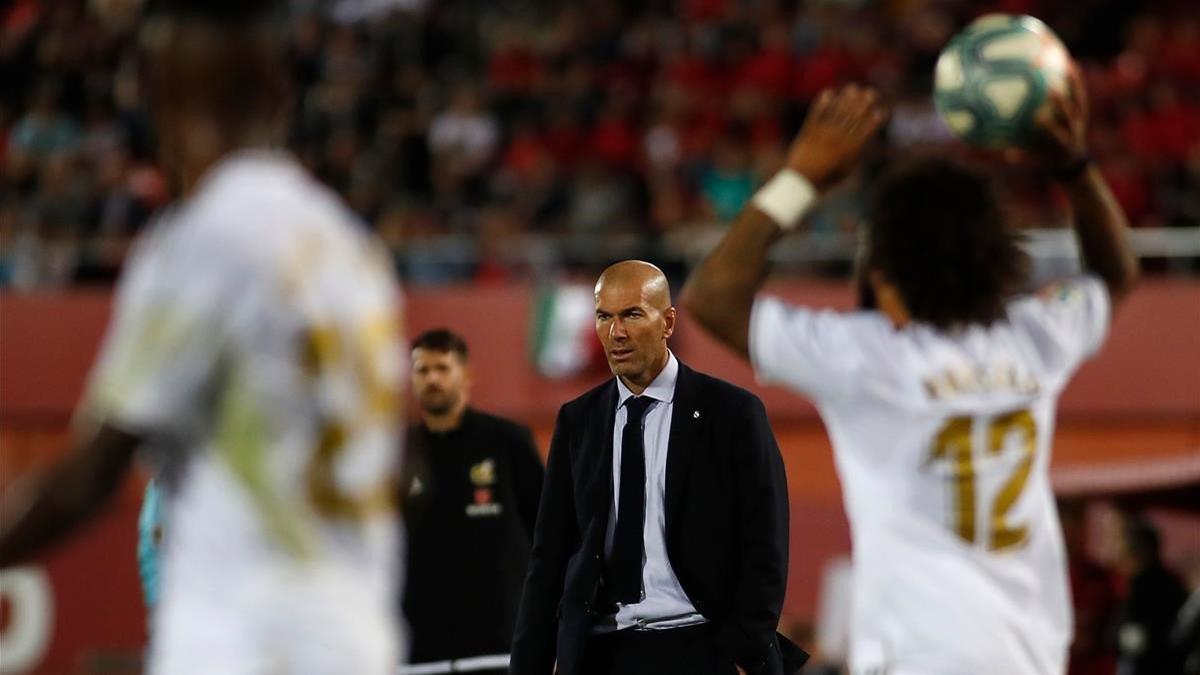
[412,329,469,360]
[866,154,1030,330]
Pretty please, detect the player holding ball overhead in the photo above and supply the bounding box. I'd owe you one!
[682,50,1138,675]
[934,14,1078,149]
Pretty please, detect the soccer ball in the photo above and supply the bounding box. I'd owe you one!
[933,14,1072,148]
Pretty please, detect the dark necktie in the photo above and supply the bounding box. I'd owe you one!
[608,395,656,605]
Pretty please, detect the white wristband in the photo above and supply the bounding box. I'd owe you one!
[751,169,816,231]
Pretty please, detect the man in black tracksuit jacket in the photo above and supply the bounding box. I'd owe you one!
[403,329,544,674]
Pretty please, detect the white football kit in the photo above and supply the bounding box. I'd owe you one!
[85,151,406,674]
[750,276,1110,675]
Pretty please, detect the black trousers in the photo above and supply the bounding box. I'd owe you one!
[581,623,736,675]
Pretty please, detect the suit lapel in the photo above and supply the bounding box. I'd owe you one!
[583,381,619,527]
[665,362,701,533]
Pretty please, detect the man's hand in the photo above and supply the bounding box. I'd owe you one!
[682,83,886,358]
[1029,63,1090,174]
[786,85,888,190]
[1021,63,1138,305]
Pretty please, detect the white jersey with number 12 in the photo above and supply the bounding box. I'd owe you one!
[750,276,1110,675]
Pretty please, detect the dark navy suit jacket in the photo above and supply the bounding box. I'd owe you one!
[510,361,807,675]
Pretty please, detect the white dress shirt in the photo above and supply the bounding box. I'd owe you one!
[600,351,705,631]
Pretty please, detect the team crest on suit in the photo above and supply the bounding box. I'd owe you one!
[467,458,502,517]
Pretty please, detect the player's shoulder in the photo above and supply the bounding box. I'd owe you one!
[191,151,371,248]
[195,152,334,224]
[835,309,897,343]
[119,195,260,292]
[183,151,386,271]
[753,296,899,369]
[1006,275,1109,326]
[158,153,294,252]
[755,296,892,339]
[1017,274,1106,307]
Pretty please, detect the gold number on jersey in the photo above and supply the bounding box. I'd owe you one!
[987,410,1035,550]
[931,416,975,543]
[929,409,1036,552]
[302,316,401,520]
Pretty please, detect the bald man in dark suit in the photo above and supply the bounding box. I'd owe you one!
[510,261,807,675]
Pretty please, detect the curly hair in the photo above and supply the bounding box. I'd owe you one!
[865,154,1030,330]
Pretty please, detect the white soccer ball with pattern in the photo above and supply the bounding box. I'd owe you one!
[934,14,1072,148]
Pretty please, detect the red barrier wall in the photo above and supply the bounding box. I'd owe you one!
[3,280,1200,421]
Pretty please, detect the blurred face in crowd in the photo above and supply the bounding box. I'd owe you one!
[1057,500,1088,555]
[411,348,470,417]
[594,261,676,393]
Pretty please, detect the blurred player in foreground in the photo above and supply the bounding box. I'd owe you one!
[682,80,1138,675]
[0,1,407,673]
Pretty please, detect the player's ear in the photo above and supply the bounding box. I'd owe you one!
[662,306,677,340]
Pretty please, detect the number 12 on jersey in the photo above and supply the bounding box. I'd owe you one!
[928,409,1036,552]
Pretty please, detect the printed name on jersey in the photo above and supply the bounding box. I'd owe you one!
[923,361,1040,400]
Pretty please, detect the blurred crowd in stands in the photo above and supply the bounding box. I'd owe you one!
[799,501,1200,675]
[1051,504,1197,675]
[1,0,1198,288]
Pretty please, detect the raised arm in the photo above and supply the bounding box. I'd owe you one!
[681,85,887,359]
[1033,73,1139,305]
[1063,167,1138,305]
